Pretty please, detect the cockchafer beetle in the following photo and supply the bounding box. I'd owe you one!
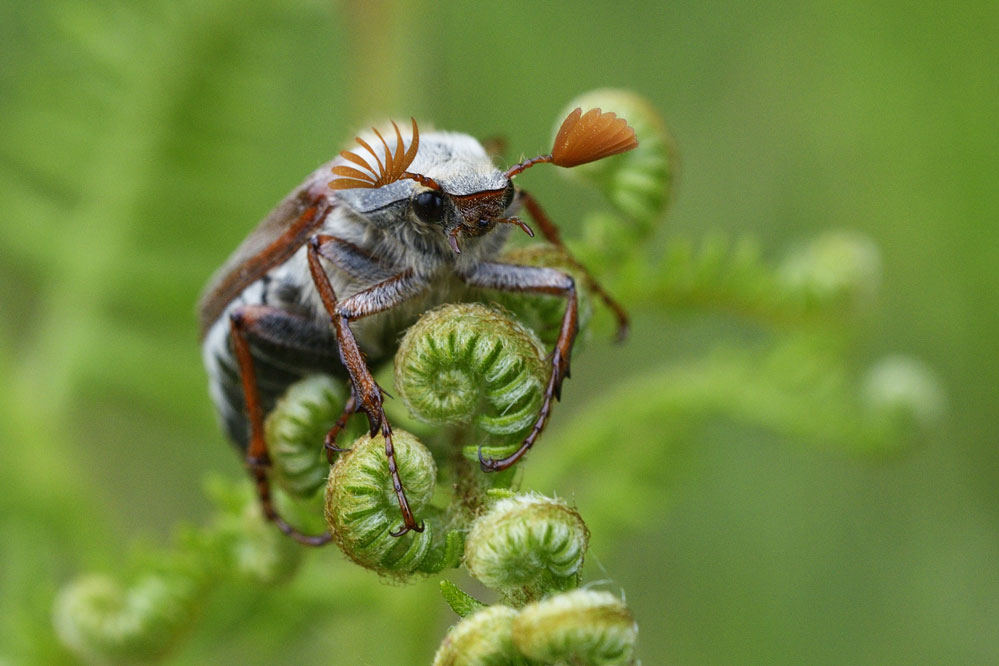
[199,107,637,544]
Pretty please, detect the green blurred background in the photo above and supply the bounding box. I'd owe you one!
[2,0,996,663]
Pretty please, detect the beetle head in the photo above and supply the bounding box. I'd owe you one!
[331,108,637,253]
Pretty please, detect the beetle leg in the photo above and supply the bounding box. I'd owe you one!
[308,235,429,536]
[229,308,334,546]
[459,261,578,471]
[311,234,397,284]
[324,389,357,462]
[518,188,630,342]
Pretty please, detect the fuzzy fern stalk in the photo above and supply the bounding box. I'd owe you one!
[50,89,945,665]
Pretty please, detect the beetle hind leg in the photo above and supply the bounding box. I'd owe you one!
[228,308,334,546]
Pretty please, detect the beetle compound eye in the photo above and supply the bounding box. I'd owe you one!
[412,191,445,223]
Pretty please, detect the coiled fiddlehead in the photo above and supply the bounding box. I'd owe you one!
[52,476,306,665]
[265,374,350,499]
[394,303,549,447]
[432,589,639,666]
[52,571,203,664]
[209,476,305,585]
[512,589,638,666]
[778,230,883,310]
[862,355,946,429]
[464,493,589,602]
[324,429,461,577]
[431,604,527,666]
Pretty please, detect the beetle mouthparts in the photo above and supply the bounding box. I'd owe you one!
[448,227,462,254]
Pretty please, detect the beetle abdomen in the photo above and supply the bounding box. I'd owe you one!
[201,266,345,452]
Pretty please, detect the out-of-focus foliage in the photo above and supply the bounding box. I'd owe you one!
[1,1,995,665]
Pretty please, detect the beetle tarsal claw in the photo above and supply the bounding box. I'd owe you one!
[324,439,351,454]
[477,444,498,472]
[500,216,534,238]
[390,519,426,537]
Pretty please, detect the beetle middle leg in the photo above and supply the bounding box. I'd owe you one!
[518,188,630,341]
[459,261,579,471]
[308,234,429,536]
[324,390,357,462]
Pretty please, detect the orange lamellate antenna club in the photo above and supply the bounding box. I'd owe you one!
[551,107,638,167]
[504,107,638,179]
[329,118,421,190]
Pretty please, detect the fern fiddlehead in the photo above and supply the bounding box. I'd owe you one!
[394,303,550,458]
[464,493,589,602]
[431,587,639,666]
[265,374,351,499]
[324,429,447,577]
[431,604,526,666]
[512,590,638,666]
[52,571,204,664]
[558,88,675,229]
[51,477,303,664]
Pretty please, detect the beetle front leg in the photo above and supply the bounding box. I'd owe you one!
[460,261,578,471]
[308,235,428,536]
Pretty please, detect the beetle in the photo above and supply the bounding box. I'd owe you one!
[198,107,638,544]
